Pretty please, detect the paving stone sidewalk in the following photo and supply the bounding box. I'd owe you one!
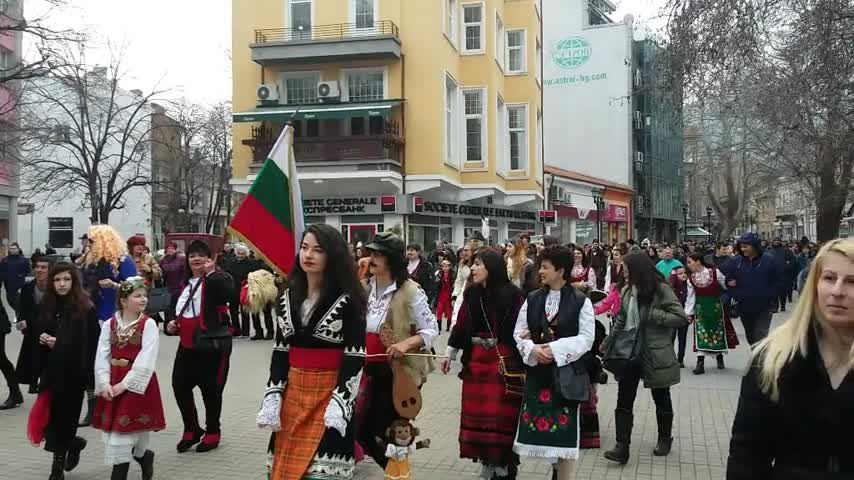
[0,311,790,480]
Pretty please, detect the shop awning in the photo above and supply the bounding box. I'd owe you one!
[686,226,712,237]
[233,100,403,123]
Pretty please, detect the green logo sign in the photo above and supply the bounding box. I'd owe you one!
[552,37,592,69]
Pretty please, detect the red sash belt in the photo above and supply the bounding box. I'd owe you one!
[178,316,200,349]
[366,333,386,363]
[290,347,344,370]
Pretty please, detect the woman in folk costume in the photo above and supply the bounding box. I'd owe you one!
[79,225,138,426]
[441,249,525,480]
[513,246,596,480]
[432,258,456,332]
[684,253,739,375]
[27,262,100,480]
[91,277,165,480]
[569,246,597,291]
[165,239,234,454]
[258,224,367,480]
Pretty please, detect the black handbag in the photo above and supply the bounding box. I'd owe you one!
[145,287,171,314]
[553,361,590,403]
[179,279,233,353]
[602,304,646,377]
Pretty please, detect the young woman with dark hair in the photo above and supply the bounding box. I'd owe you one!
[603,253,689,465]
[28,262,100,480]
[166,239,234,454]
[684,253,739,375]
[570,246,597,290]
[668,266,690,368]
[260,224,367,480]
[441,249,524,480]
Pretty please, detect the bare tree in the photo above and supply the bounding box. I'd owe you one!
[199,100,234,234]
[16,43,165,224]
[662,0,854,241]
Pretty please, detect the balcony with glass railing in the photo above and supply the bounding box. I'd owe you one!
[251,21,402,66]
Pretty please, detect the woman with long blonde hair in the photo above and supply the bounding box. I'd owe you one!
[505,237,532,289]
[727,239,854,479]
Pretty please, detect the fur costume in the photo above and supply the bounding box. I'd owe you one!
[245,270,278,314]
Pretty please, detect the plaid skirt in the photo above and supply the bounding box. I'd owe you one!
[459,344,523,466]
[271,367,338,480]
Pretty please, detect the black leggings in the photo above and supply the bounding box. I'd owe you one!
[0,334,16,391]
[357,363,398,469]
[616,365,672,414]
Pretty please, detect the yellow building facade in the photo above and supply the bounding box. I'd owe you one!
[232,0,544,246]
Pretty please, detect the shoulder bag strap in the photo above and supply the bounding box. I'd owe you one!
[177,279,203,320]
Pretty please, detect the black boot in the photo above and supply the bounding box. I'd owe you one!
[716,354,725,370]
[64,436,86,471]
[653,411,674,456]
[0,384,23,410]
[177,428,205,453]
[264,316,274,340]
[604,408,633,464]
[134,450,155,480]
[692,357,705,375]
[50,451,66,480]
[110,463,130,480]
[79,393,96,426]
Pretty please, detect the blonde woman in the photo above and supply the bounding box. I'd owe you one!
[505,237,532,289]
[451,242,475,329]
[727,239,854,479]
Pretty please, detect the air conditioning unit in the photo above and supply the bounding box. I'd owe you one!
[633,69,642,87]
[635,195,646,213]
[562,191,572,205]
[256,84,280,103]
[317,81,341,102]
[634,156,645,172]
[633,111,643,130]
[635,152,645,163]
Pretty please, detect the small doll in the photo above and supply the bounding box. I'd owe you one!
[380,419,431,480]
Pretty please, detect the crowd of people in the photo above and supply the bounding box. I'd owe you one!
[0,224,850,480]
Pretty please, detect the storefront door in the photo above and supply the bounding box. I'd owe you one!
[347,224,378,245]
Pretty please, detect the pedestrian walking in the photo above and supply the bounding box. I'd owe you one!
[159,242,188,325]
[91,276,165,480]
[165,240,234,454]
[0,259,19,410]
[1,242,31,311]
[727,238,854,480]
[451,242,475,329]
[127,235,162,288]
[14,255,53,396]
[513,246,595,480]
[27,262,100,480]
[432,259,456,332]
[506,236,533,289]
[654,246,684,280]
[260,224,367,480]
[225,244,256,338]
[723,233,781,345]
[602,252,689,465]
[357,232,439,471]
[407,243,436,303]
[441,248,524,480]
[587,240,608,290]
[685,254,739,374]
[668,266,690,369]
[569,246,597,290]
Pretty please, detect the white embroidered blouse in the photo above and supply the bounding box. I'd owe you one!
[513,289,595,368]
[366,277,439,349]
[684,267,727,316]
[571,264,597,290]
[95,314,160,395]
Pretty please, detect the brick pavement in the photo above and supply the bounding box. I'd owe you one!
[0,311,791,480]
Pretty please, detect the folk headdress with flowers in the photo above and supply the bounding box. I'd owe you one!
[118,276,147,298]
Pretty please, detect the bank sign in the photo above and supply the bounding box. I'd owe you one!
[303,196,397,215]
[545,36,609,87]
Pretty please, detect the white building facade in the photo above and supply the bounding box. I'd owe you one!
[16,76,152,255]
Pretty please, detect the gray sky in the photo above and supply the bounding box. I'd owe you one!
[27,0,664,105]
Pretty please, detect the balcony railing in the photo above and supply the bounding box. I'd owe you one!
[254,21,399,44]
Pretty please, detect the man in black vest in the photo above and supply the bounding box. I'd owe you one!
[514,246,595,480]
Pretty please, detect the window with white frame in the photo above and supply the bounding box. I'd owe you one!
[353,0,375,29]
[535,38,542,83]
[289,0,312,39]
[345,70,384,101]
[461,3,484,53]
[445,75,459,166]
[282,72,320,104]
[494,13,505,70]
[445,0,458,44]
[508,105,528,171]
[496,95,506,172]
[506,30,526,74]
[463,88,486,164]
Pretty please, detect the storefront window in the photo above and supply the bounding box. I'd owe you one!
[575,220,595,246]
[409,225,453,250]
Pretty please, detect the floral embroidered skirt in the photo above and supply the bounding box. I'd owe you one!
[459,344,522,466]
[513,367,580,461]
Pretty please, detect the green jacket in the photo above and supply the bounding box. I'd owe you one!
[608,282,690,389]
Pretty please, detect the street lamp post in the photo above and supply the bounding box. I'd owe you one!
[682,202,689,243]
[592,189,605,243]
[706,206,713,243]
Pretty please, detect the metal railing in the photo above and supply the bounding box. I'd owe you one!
[254,20,399,44]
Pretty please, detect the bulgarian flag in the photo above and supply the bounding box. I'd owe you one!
[228,125,304,277]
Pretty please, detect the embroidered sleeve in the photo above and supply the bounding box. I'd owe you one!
[410,286,439,349]
[94,318,112,395]
[121,318,159,395]
[587,268,597,290]
[513,300,537,367]
[260,292,292,431]
[324,299,366,436]
[716,269,727,290]
[549,298,595,367]
[685,283,696,316]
